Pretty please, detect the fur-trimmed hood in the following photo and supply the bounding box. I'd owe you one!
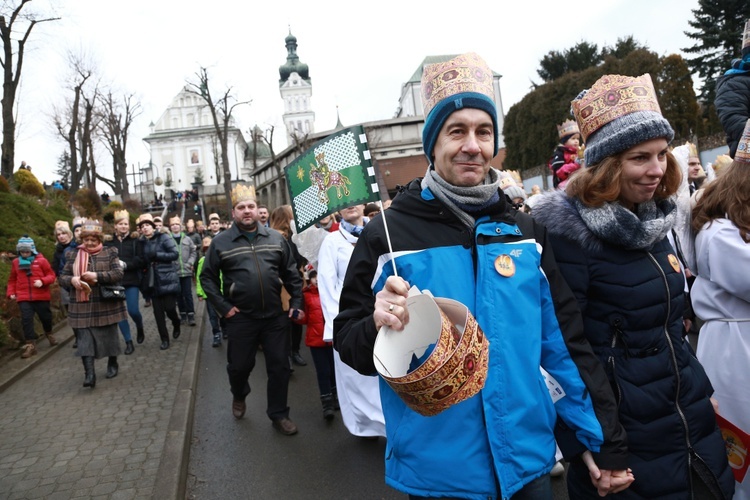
[533,190,605,252]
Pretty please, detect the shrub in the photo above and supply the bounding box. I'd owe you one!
[73,188,102,217]
[13,169,45,197]
[0,175,9,193]
[47,188,71,204]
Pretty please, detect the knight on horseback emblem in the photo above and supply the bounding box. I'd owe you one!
[309,152,351,204]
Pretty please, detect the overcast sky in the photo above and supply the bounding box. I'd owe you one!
[12,0,700,186]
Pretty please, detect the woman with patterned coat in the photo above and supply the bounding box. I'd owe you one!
[534,74,734,499]
[59,220,127,388]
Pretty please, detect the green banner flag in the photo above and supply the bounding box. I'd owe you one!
[285,125,380,233]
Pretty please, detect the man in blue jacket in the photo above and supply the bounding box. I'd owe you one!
[333,53,631,499]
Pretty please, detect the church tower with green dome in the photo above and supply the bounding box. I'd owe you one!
[279,29,315,146]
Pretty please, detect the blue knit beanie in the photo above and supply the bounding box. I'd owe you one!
[420,53,499,160]
[16,235,37,254]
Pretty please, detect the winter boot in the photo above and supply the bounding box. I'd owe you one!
[105,356,119,379]
[188,312,196,326]
[45,333,58,347]
[82,356,96,388]
[124,341,135,355]
[321,394,335,420]
[21,341,37,359]
[136,326,145,344]
[172,321,181,340]
[180,312,187,325]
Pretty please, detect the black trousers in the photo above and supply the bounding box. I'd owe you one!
[309,345,335,396]
[151,294,180,341]
[19,301,53,341]
[225,312,291,421]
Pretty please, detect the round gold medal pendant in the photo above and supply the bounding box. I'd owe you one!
[494,254,516,277]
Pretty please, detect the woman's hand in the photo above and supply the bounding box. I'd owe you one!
[33,279,43,288]
[373,276,410,331]
[81,271,98,284]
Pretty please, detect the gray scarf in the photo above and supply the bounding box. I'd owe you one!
[421,167,503,229]
[574,197,677,250]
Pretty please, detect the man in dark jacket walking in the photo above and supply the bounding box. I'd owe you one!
[200,185,305,436]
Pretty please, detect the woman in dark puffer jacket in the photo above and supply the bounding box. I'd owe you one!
[136,213,180,351]
[534,74,734,499]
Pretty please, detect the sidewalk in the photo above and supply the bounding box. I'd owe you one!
[0,296,204,499]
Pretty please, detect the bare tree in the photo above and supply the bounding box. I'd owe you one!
[261,124,280,178]
[97,91,141,198]
[0,1,59,178]
[52,53,100,192]
[187,67,251,214]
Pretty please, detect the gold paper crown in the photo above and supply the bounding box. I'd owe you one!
[136,213,154,226]
[421,53,495,118]
[736,119,750,163]
[169,216,181,226]
[557,119,580,139]
[685,141,699,159]
[571,74,662,143]
[72,217,85,227]
[55,220,70,231]
[712,154,733,174]
[231,184,256,207]
[374,296,489,417]
[113,209,129,222]
[80,219,103,235]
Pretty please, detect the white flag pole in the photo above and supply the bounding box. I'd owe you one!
[377,199,398,278]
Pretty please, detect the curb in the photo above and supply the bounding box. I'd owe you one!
[0,319,73,394]
[154,299,205,499]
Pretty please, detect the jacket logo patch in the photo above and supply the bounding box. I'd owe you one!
[667,254,681,273]
[494,254,515,277]
[510,249,523,258]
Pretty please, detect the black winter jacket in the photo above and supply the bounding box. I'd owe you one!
[200,223,303,318]
[534,192,734,499]
[105,233,145,288]
[141,232,179,296]
[715,72,750,158]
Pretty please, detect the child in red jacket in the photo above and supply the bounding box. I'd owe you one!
[6,236,58,357]
[296,270,337,420]
[548,119,583,189]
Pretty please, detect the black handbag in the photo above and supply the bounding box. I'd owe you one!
[100,284,126,301]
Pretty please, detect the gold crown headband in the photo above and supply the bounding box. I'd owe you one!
[557,119,579,139]
[231,184,256,206]
[421,52,495,118]
[81,219,103,234]
[685,142,699,159]
[114,209,129,222]
[572,74,662,143]
[736,119,750,163]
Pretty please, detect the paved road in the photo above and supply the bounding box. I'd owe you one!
[186,325,570,499]
[0,297,201,500]
[0,296,570,499]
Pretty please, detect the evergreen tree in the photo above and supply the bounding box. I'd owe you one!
[683,0,750,102]
[55,151,71,188]
[658,55,700,143]
[537,41,601,82]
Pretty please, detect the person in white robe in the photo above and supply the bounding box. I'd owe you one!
[692,130,750,500]
[317,205,386,438]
